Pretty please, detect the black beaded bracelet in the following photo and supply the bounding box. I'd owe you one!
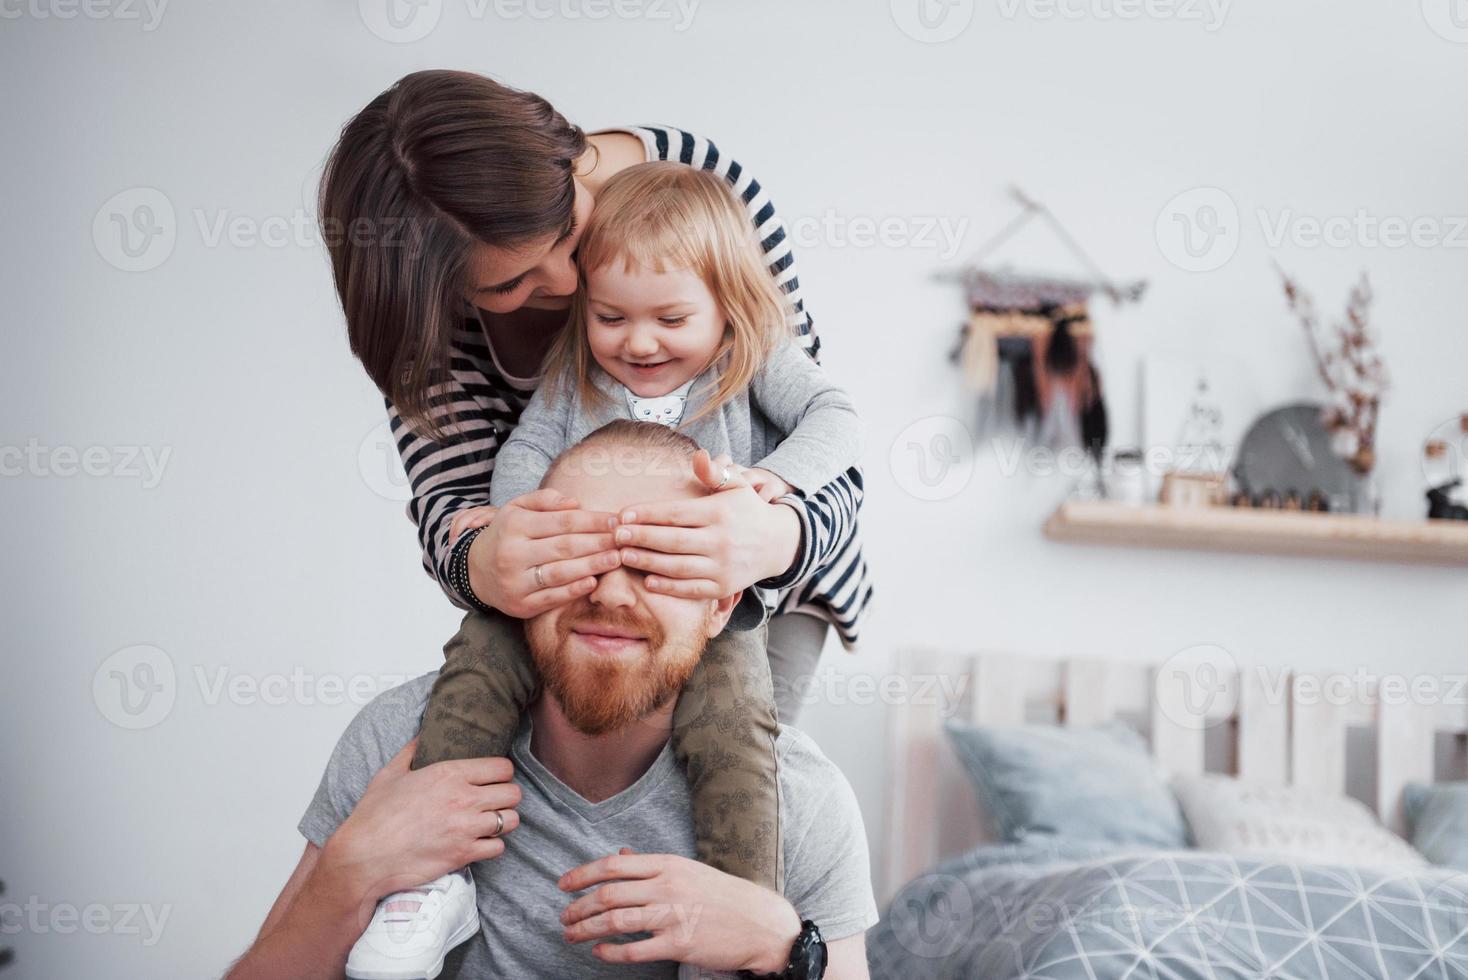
[448,526,495,615]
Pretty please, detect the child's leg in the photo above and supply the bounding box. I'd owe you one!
[764,612,830,725]
[670,624,783,892]
[412,609,539,770]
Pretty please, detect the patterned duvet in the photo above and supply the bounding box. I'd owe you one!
[868,839,1468,979]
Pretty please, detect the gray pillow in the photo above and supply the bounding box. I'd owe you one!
[944,719,1189,849]
[1404,781,1468,869]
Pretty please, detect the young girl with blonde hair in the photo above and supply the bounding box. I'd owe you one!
[345,160,864,978]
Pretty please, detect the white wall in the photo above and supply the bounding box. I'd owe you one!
[2,1,1465,975]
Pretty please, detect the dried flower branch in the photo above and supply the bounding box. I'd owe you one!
[1276,264,1388,475]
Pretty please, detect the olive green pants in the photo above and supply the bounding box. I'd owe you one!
[412,608,786,891]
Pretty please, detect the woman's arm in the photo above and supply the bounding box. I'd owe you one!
[758,466,863,592]
[388,328,620,618]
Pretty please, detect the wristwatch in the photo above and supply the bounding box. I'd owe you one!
[739,919,826,980]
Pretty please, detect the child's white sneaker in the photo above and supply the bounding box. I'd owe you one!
[345,870,479,980]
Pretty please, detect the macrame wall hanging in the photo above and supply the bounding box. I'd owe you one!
[947,188,1147,461]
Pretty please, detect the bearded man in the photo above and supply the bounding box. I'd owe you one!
[226,420,877,980]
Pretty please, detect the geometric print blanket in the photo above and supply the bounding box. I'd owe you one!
[868,839,1468,979]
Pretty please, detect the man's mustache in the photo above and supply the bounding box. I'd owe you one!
[557,599,666,650]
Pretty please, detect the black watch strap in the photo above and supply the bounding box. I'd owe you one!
[739,919,826,980]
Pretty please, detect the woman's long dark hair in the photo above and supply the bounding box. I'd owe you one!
[319,70,586,437]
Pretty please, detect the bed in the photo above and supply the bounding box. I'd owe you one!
[869,650,1468,979]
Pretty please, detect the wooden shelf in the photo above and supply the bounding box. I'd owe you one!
[1044,500,1468,566]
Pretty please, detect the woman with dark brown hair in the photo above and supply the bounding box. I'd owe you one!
[314,69,871,977]
[320,69,866,646]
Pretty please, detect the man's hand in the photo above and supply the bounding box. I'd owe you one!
[558,849,801,973]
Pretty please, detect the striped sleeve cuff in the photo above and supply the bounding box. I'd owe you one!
[758,494,815,592]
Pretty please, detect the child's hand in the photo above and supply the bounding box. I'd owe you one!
[448,505,499,546]
[740,467,794,503]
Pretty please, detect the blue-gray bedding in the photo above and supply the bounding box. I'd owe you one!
[944,720,1188,849]
[869,838,1468,979]
[1406,782,1468,871]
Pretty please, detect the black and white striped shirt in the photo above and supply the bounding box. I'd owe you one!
[389,125,872,646]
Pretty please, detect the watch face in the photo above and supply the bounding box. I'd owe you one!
[1234,403,1360,506]
[788,920,826,980]
[806,939,827,979]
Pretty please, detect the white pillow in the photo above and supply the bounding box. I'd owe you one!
[1171,774,1425,868]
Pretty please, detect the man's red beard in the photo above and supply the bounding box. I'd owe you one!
[526,598,708,736]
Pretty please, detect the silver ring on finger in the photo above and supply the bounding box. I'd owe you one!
[489,809,505,838]
[716,466,731,489]
[533,564,546,589]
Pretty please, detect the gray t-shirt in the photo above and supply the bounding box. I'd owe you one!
[298,673,878,979]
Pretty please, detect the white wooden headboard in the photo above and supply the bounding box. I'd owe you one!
[882,649,1468,903]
